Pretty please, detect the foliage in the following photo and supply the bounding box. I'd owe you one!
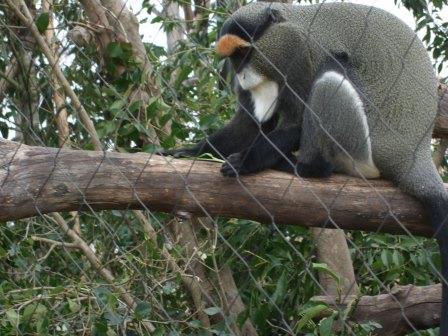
[0,0,447,335]
[396,0,448,76]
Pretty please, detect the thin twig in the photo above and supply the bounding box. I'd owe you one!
[5,0,102,150]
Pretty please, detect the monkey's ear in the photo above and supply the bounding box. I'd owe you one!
[265,8,285,23]
[216,34,251,57]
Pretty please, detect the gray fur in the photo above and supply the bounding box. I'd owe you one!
[229,1,441,206]
[300,70,380,178]
[227,2,447,331]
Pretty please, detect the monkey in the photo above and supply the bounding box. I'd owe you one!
[162,2,448,332]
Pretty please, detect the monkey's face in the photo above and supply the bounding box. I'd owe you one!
[217,4,307,90]
[217,4,286,72]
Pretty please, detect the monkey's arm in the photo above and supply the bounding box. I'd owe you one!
[162,108,274,158]
[220,125,301,177]
[162,89,277,159]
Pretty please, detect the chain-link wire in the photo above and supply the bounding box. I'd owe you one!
[0,0,446,335]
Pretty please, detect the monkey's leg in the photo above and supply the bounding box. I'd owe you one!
[271,152,298,174]
[386,156,448,333]
[297,68,379,179]
[220,125,300,177]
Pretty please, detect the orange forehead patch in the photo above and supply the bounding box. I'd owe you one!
[216,34,251,57]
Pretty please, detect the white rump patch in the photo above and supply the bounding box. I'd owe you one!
[237,66,278,123]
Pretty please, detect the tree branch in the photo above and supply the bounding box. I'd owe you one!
[0,139,440,237]
[312,284,442,335]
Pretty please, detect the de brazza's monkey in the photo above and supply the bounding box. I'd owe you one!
[163,2,448,331]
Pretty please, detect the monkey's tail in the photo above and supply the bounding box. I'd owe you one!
[388,154,448,333]
[426,201,448,335]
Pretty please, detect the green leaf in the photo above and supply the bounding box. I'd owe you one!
[109,99,125,112]
[271,271,287,304]
[36,13,50,34]
[318,315,335,336]
[68,299,81,313]
[392,250,401,266]
[37,316,50,335]
[0,245,7,258]
[203,306,221,316]
[106,42,123,59]
[312,263,341,287]
[134,302,151,320]
[105,311,124,326]
[416,17,427,31]
[359,321,382,332]
[35,303,48,317]
[297,304,328,331]
[93,315,108,336]
[50,286,65,295]
[381,250,389,268]
[151,16,163,24]
[188,320,201,329]
[162,282,175,295]
[159,113,172,127]
[161,135,176,149]
[6,309,19,327]
[106,42,132,62]
[22,304,36,322]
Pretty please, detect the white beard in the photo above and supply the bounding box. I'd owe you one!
[236,66,279,123]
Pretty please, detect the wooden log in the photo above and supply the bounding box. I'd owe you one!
[434,83,448,138]
[0,139,442,237]
[313,284,442,336]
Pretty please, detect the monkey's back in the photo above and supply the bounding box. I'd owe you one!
[292,3,437,169]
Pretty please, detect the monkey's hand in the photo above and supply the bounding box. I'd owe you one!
[159,147,200,158]
[221,152,244,177]
[221,151,255,177]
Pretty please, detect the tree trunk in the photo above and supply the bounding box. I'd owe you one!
[310,228,358,296]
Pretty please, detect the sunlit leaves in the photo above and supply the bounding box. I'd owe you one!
[36,12,50,33]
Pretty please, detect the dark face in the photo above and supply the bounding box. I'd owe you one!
[217,6,285,73]
[228,46,253,74]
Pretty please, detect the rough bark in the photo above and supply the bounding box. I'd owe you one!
[42,0,71,148]
[77,0,161,144]
[310,228,358,296]
[164,0,185,53]
[78,0,160,97]
[313,284,442,336]
[218,265,259,336]
[0,139,441,238]
[434,83,448,138]
[433,138,448,171]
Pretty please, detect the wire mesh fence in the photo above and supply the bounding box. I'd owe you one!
[0,0,447,335]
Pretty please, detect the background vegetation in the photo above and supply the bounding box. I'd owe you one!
[0,0,447,335]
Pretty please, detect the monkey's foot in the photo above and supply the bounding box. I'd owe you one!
[296,158,333,178]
